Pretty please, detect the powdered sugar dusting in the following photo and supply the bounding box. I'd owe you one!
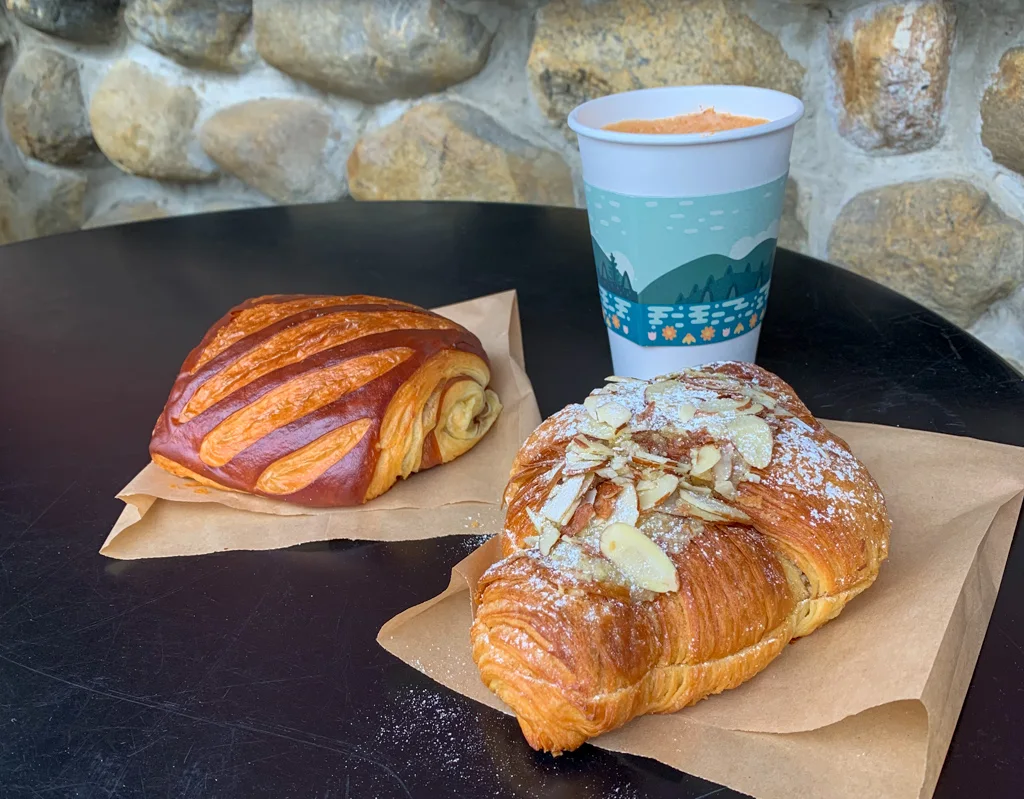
[374,685,481,769]
[372,684,643,796]
[452,532,495,555]
[765,418,882,528]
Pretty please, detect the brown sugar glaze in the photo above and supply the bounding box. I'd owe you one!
[604,107,768,135]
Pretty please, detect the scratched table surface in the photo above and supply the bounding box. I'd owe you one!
[0,201,1022,799]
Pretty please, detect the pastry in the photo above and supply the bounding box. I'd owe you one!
[150,294,501,506]
[470,362,890,754]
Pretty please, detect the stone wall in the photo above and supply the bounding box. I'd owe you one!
[0,0,1021,372]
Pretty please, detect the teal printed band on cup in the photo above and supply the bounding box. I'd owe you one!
[586,174,787,348]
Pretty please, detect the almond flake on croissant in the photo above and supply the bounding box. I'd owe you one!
[471,361,890,754]
[150,294,501,506]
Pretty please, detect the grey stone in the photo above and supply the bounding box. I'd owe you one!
[779,179,808,254]
[970,285,1024,376]
[25,167,86,237]
[981,47,1024,176]
[828,179,1024,328]
[0,166,88,240]
[829,1,955,153]
[0,174,20,244]
[253,0,493,103]
[2,48,94,165]
[89,60,215,181]
[200,98,350,204]
[347,100,575,206]
[82,200,169,229]
[528,0,805,133]
[0,6,17,77]
[125,0,254,71]
[193,198,265,214]
[6,0,121,43]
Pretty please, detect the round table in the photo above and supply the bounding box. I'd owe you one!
[1,202,1021,799]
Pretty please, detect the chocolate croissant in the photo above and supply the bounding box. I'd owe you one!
[471,362,889,754]
[150,294,501,506]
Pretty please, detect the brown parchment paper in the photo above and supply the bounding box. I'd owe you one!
[378,421,1024,799]
[101,290,541,560]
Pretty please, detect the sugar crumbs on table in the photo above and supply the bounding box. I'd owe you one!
[374,685,485,772]
[453,533,495,555]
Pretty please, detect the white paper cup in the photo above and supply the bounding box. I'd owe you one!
[568,86,804,379]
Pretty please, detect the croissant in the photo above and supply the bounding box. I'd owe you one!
[150,294,501,506]
[471,362,890,754]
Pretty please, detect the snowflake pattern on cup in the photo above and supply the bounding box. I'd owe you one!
[600,284,769,347]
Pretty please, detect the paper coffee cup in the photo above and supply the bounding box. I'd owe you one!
[568,86,804,379]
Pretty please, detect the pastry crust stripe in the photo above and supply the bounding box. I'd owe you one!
[199,347,413,468]
[181,310,455,421]
[191,295,419,372]
[256,417,373,495]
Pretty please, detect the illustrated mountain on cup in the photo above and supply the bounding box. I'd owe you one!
[638,238,777,305]
[592,237,639,301]
[592,236,777,306]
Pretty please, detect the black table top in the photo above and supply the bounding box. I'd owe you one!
[1,201,1022,799]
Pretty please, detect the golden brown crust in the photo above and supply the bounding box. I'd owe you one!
[151,452,242,494]
[255,417,373,495]
[150,294,502,506]
[471,362,891,754]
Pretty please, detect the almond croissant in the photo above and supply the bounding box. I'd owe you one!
[471,362,889,753]
[150,294,501,506]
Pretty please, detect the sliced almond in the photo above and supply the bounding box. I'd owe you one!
[600,522,679,593]
[562,501,596,537]
[644,380,679,405]
[714,480,737,500]
[638,473,679,510]
[565,452,600,474]
[738,402,764,416]
[671,490,750,523]
[594,480,623,519]
[606,481,639,527]
[690,444,721,476]
[631,449,671,467]
[604,375,641,384]
[538,519,562,555]
[578,412,619,442]
[596,467,619,479]
[670,460,692,476]
[578,437,613,457]
[726,415,774,469]
[565,437,611,473]
[713,446,734,483]
[748,388,777,409]
[698,397,746,413]
[583,395,602,420]
[677,403,697,422]
[596,401,631,430]
[540,474,592,525]
[527,506,563,554]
